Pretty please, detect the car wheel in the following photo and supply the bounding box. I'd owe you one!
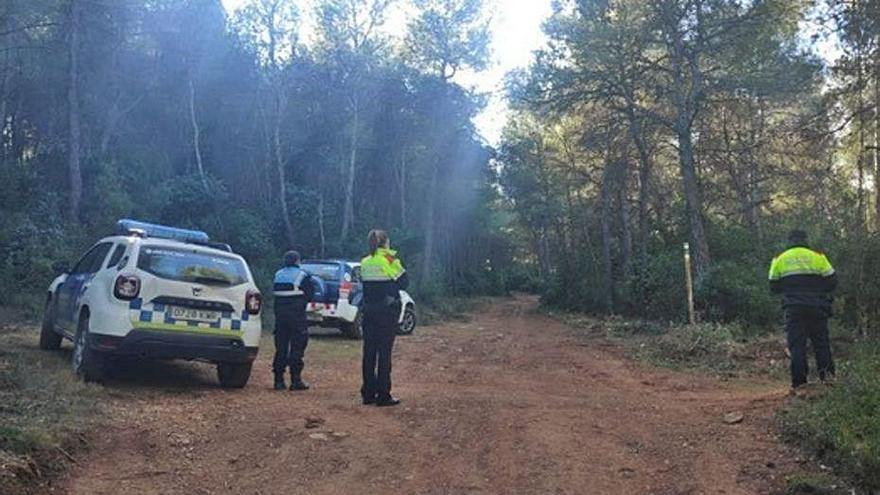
[398,306,417,335]
[217,361,253,388]
[72,313,105,383]
[342,311,364,340]
[39,296,62,350]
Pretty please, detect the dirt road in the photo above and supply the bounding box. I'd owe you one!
[60,296,807,495]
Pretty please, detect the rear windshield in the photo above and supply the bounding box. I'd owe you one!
[137,245,249,286]
[301,263,341,282]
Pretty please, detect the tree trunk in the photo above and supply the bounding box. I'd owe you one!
[273,91,295,247]
[664,16,710,281]
[420,162,439,285]
[537,227,552,282]
[0,1,9,153]
[99,96,121,158]
[395,151,407,228]
[676,121,710,281]
[188,77,209,191]
[747,100,765,239]
[619,163,633,284]
[0,0,11,161]
[600,163,615,314]
[0,67,10,160]
[627,114,651,278]
[341,95,359,241]
[856,46,867,335]
[874,54,880,231]
[67,0,82,222]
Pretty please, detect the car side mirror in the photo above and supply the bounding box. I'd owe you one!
[52,261,71,274]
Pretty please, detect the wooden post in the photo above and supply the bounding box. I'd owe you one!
[684,242,696,325]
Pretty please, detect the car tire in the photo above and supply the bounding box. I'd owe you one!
[72,313,105,383]
[398,306,417,335]
[217,361,253,388]
[39,296,62,350]
[342,311,364,340]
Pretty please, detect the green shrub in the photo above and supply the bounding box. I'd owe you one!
[642,322,742,372]
[780,342,880,490]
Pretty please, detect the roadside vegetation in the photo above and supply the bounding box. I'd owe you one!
[780,342,880,492]
[550,309,790,378]
[0,315,103,494]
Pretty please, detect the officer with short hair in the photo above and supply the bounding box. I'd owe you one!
[769,230,837,390]
[360,230,408,406]
[272,250,318,391]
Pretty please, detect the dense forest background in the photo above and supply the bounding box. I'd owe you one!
[500,0,880,332]
[1,0,879,333]
[0,0,516,311]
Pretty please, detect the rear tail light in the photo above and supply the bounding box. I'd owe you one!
[114,274,141,300]
[246,290,262,315]
[340,281,352,299]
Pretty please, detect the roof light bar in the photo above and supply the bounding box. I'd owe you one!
[116,219,210,243]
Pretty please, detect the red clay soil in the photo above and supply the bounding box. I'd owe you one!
[57,296,811,495]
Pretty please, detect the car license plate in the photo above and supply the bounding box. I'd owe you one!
[170,306,219,323]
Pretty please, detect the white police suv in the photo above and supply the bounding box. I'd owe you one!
[40,220,262,387]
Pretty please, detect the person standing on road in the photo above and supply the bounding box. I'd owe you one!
[272,250,319,391]
[360,230,408,407]
[768,230,837,391]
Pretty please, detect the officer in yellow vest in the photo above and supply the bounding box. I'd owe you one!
[768,230,837,390]
[360,230,409,407]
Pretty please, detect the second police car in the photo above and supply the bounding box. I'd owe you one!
[301,259,417,339]
[40,220,263,388]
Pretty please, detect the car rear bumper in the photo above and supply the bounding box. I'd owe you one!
[308,316,348,328]
[89,330,258,363]
[307,301,359,324]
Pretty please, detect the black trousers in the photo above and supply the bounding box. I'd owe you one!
[361,306,398,401]
[273,314,309,377]
[785,306,835,388]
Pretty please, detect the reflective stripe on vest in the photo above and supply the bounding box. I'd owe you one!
[273,289,304,297]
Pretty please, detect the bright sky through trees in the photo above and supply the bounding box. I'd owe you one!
[220,0,552,144]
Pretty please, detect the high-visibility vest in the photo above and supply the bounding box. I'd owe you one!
[361,248,406,282]
[768,247,835,281]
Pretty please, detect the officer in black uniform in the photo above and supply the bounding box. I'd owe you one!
[272,250,318,391]
[360,230,409,407]
[768,230,838,390]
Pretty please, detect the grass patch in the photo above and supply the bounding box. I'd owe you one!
[784,473,847,494]
[546,308,791,378]
[779,342,880,491]
[0,322,106,494]
[640,322,742,372]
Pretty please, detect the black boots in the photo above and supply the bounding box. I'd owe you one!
[290,376,310,391]
[273,373,286,391]
[275,371,310,391]
[375,396,401,407]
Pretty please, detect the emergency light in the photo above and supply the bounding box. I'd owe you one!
[116,219,211,243]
